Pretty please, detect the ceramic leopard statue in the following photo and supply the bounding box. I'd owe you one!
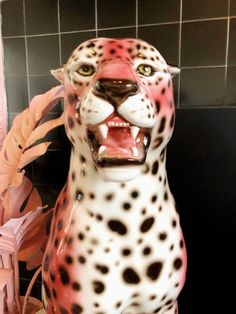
[42,38,187,314]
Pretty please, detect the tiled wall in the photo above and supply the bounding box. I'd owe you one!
[1,1,236,313]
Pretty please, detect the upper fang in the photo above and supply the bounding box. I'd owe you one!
[99,124,108,139]
[131,126,140,139]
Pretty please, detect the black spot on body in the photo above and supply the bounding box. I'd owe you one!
[78,232,85,240]
[158,117,166,133]
[151,194,158,203]
[71,303,83,314]
[131,190,139,198]
[170,113,175,128]
[108,219,127,235]
[122,248,131,256]
[156,101,161,113]
[153,137,163,149]
[172,219,177,228]
[105,193,114,201]
[152,160,159,175]
[93,280,105,294]
[123,268,140,284]
[95,264,109,274]
[78,255,86,264]
[80,154,86,163]
[60,307,69,314]
[123,202,131,210]
[159,232,168,241]
[65,255,73,264]
[75,189,84,201]
[143,246,152,255]
[164,191,168,201]
[67,116,75,129]
[140,217,155,233]
[50,272,55,282]
[43,254,49,272]
[68,94,76,105]
[146,262,163,280]
[59,266,70,285]
[173,258,183,270]
[72,281,81,291]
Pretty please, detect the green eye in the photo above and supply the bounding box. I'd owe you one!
[137,64,155,76]
[77,64,95,76]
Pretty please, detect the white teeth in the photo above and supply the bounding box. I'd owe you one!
[98,124,108,138]
[131,126,140,139]
[98,145,106,155]
[108,121,130,127]
[132,147,139,157]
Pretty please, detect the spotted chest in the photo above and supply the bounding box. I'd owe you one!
[42,38,187,314]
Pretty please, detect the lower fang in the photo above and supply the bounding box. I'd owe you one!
[98,145,106,155]
[131,147,139,157]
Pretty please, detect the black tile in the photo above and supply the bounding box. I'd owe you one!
[36,185,63,208]
[27,35,60,75]
[225,66,236,105]
[228,18,236,65]
[138,0,180,24]
[167,108,236,313]
[98,27,136,39]
[3,38,26,76]
[1,0,24,36]
[60,0,95,32]
[61,31,96,63]
[97,0,136,29]
[231,0,236,15]
[182,0,228,20]
[29,75,61,100]
[20,278,41,299]
[33,150,70,186]
[138,23,180,65]
[25,0,58,35]
[180,67,225,107]
[181,20,227,67]
[5,76,28,112]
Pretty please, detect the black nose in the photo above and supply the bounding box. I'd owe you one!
[94,79,139,107]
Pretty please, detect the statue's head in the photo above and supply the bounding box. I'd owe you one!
[52,38,179,182]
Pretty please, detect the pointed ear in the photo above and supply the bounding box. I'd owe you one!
[167,65,180,78]
[50,65,65,83]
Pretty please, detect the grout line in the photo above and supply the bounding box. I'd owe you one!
[224,0,231,105]
[22,0,31,103]
[22,0,36,184]
[95,0,98,37]
[177,0,183,109]
[182,16,229,23]
[57,0,62,65]
[177,105,236,110]
[181,65,226,69]
[136,0,138,38]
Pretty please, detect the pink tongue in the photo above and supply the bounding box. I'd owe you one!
[102,128,136,155]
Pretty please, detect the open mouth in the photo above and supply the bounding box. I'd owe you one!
[87,115,151,168]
